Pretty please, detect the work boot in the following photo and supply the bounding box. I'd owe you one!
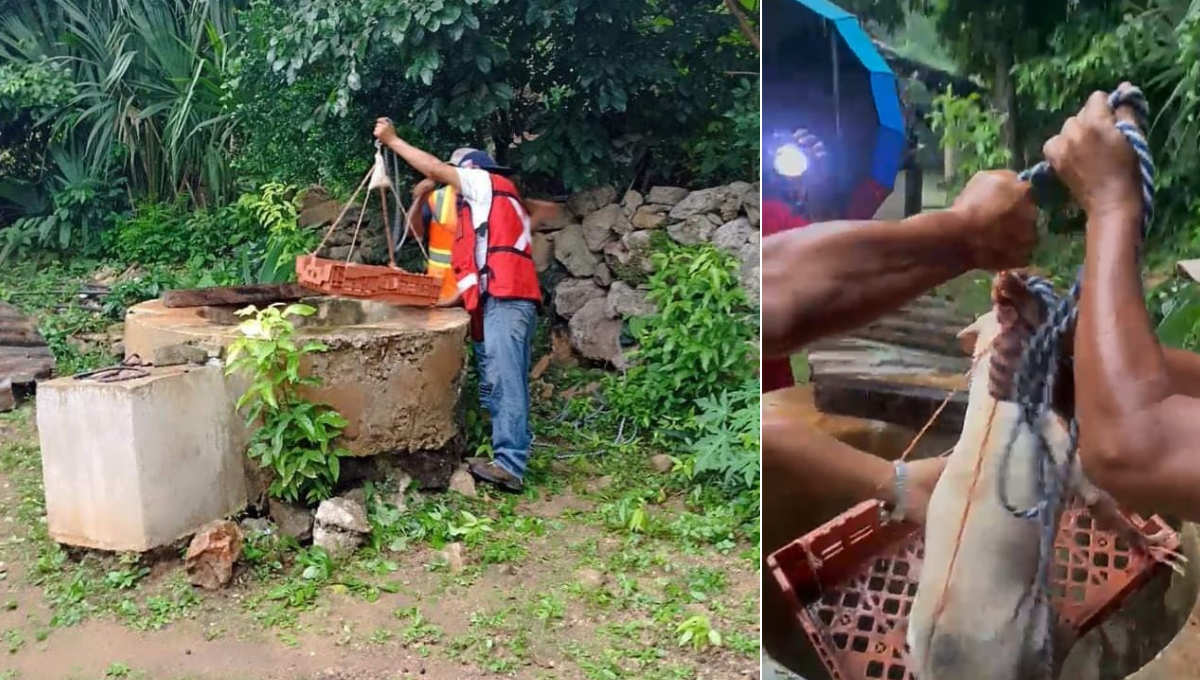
[466,457,524,493]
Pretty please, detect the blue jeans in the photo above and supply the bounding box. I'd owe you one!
[472,297,537,479]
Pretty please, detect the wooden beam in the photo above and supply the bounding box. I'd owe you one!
[162,284,313,309]
[812,372,967,434]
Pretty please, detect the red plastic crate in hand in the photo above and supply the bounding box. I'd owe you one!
[766,499,1179,680]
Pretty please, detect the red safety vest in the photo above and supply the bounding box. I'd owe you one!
[451,173,543,316]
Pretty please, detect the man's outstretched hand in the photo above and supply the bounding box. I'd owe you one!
[948,170,1039,272]
[1042,83,1145,232]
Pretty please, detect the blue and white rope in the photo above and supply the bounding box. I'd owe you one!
[995,86,1154,678]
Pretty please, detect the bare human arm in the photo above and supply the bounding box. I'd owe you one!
[762,170,1039,358]
[763,402,947,525]
[1046,86,1200,520]
[373,119,460,190]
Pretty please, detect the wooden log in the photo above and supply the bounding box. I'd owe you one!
[811,372,968,434]
[162,284,313,309]
[0,345,55,384]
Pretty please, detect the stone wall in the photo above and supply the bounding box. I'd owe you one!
[537,182,760,368]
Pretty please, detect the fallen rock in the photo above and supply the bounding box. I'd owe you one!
[313,496,371,559]
[449,465,477,498]
[532,232,554,273]
[621,189,644,218]
[442,541,467,573]
[313,524,364,559]
[667,213,720,245]
[606,281,656,319]
[553,224,601,277]
[647,186,690,206]
[712,217,755,255]
[185,520,242,590]
[315,497,370,534]
[630,204,668,230]
[269,499,314,542]
[567,185,618,218]
[650,454,674,474]
[582,204,627,251]
[574,568,608,591]
[593,263,613,287]
[568,299,625,367]
[554,278,606,319]
[239,517,274,537]
[669,187,727,220]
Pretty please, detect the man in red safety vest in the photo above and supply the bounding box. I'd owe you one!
[374,119,541,493]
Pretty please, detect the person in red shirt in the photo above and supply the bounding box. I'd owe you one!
[761,128,828,391]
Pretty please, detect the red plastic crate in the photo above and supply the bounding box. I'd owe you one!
[766,499,1179,680]
[296,255,441,307]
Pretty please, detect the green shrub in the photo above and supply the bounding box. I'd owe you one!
[226,303,351,506]
[105,198,259,267]
[606,243,757,429]
[689,379,759,493]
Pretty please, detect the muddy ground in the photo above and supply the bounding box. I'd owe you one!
[0,404,759,680]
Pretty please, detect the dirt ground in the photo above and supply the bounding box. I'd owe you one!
[0,406,759,680]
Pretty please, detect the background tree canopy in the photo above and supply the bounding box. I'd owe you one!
[0,0,758,258]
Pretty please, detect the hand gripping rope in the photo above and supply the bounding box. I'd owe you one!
[994,86,1155,677]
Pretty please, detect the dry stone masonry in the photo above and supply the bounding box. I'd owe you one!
[541,181,760,367]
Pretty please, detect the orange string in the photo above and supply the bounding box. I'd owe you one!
[924,399,999,653]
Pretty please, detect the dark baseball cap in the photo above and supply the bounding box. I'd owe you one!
[448,147,512,176]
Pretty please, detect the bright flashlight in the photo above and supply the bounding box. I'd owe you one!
[773,143,809,178]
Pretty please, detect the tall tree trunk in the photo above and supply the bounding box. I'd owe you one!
[993,47,1021,170]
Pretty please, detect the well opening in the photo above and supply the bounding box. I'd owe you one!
[765,384,1200,680]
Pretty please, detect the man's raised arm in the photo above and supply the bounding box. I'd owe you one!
[1046,86,1200,520]
[761,170,1038,358]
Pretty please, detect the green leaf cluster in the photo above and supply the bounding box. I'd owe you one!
[605,242,757,429]
[226,303,350,506]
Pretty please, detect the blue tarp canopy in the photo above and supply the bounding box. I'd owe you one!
[763,0,906,216]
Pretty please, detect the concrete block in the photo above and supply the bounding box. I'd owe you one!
[36,365,248,552]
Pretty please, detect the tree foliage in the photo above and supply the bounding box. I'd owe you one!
[254,0,757,192]
[0,0,241,204]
